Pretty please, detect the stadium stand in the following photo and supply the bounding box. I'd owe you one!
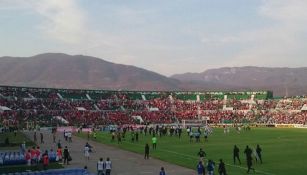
[0,86,306,127]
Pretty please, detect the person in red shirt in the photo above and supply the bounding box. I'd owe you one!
[57,147,62,162]
[42,150,49,170]
[36,146,41,163]
[30,146,37,164]
[25,149,31,166]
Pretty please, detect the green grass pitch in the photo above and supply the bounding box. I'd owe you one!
[77,128,307,175]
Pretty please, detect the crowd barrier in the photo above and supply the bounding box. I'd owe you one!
[0,168,93,175]
[0,152,56,166]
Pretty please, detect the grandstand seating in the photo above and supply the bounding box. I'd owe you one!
[0,86,306,126]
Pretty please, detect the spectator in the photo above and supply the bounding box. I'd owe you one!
[42,150,49,170]
[144,143,149,159]
[105,157,112,175]
[152,135,157,150]
[159,167,166,175]
[196,161,205,175]
[63,146,70,165]
[97,158,105,175]
[207,160,215,175]
[218,159,227,175]
[25,149,31,166]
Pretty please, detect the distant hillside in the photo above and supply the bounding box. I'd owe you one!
[1,53,306,96]
[0,53,180,91]
[172,66,307,96]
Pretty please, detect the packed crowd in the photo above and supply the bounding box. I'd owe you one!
[0,87,307,127]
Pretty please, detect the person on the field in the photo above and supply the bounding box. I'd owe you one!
[93,132,97,140]
[40,132,44,144]
[233,145,241,164]
[178,126,182,139]
[207,159,215,175]
[189,131,194,143]
[144,143,149,159]
[218,159,227,175]
[159,167,166,175]
[196,161,205,175]
[63,146,70,165]
[197,148,206,161]
[252,147,259,163]
[131,131,135,142]
[204,130,208,142]
[136,131,139,142]
[117,132,122,144]
[144,126,148,136]
[152,135,157,150]
[33,132,37,143]
[105,157,112,175]
[97,157,106,175]
[256,144,262,164]
[244,145,255,173]
[84,144,90,160]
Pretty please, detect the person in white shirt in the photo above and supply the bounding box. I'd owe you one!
[105,157,112,175]
[84,145,90,160]
[67,132,72,142]
[97,157,105,175]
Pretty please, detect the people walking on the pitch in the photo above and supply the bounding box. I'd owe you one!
[197,161,205,175]
[145,143,150,159]
[136,131,139,142]
[40,132,44,144]
[207,159,215,175]
[97,157,106,175]
[233,145,241,164]
[84,143,90,160]
[117,132,122,144]
[152,135,157,150]
[159,167,166,175]
[53,132,56,143]
[63,146,70,165]
[244,145,255,173]
[105,157,112,175]
[67,131,72,142]
[34,132,37,143]
[256,144,262,164]
[218,159,227,175]
[198,148,206,161]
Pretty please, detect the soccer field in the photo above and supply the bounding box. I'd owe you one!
[77,127,307,175]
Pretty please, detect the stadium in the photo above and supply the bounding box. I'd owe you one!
[1,1,307,175]
[1,85,307,175]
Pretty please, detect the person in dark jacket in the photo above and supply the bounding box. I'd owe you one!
[144,143,149,159]
[233,145,241,164]
[63,146,70,165]
[256,144,262,164]
[159,167,166,175]
[218,159,227,175]
[244,145,255,173]
[196,161,205,175]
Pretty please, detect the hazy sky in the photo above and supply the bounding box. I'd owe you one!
[0,0,306,76]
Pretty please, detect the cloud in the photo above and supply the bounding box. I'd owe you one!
[221,0,307,67]
[29,0,87,44]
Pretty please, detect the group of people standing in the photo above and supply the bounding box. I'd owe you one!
[196,148,227,175]
[97,157,112,175]
[233,144,263,173]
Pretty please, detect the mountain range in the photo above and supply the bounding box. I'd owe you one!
[0,53,306,96]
